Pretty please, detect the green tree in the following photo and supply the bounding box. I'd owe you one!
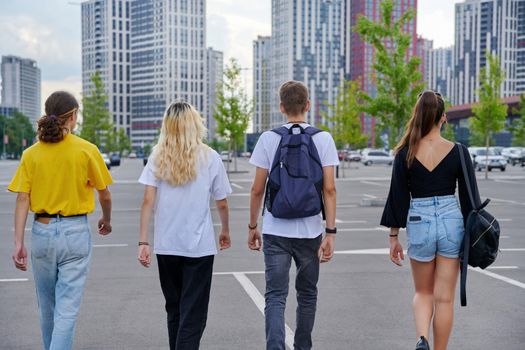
[353,0,424,147]
[1,112,35,159]
[80,72,112,149]
[214,58,252,172]
[322,80,368,150]
[106,128,131,155]
[470,53,508,179]
[442,123,457,142]
[509,94,525,147]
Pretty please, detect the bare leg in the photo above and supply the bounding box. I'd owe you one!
[410,258,436,340]
[433,255,460,350]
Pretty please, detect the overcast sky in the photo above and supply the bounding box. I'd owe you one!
[0,0,462,109]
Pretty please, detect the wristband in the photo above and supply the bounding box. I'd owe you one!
[138,241,149,246]
[248,223,257,230]
[325,227,337,234]
[389,234,398,238]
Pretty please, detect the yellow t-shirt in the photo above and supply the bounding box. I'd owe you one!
[8,134,113,216]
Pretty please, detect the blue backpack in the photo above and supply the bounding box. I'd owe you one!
[264,124,325,219]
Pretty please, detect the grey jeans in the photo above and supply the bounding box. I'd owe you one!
[263,233,322,350]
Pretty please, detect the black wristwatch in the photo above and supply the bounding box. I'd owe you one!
[325,227,337,234]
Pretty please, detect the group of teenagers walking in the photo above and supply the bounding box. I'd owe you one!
[9,80,481,350]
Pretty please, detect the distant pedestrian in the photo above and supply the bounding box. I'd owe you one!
[137,101,232,350]
[248,80,339,350]
[8,91,113,350]
[381,90,478,350]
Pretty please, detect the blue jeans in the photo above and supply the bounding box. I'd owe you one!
[31,216,92,350]
[263,234,322,350]
[407,195,465,262]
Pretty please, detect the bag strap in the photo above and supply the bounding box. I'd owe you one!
[456,142,471,307]
[457,143,476,209]
[303,126,323,136]
[271,126,290,137]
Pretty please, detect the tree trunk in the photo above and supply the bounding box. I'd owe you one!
[485,133,490,180]
[234,139,238,172]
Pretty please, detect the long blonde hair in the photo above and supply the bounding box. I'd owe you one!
[153,101,208,186]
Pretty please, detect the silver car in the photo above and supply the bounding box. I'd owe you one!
[361,150,394,166]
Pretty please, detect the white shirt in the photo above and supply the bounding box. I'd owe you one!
[249,123,339,238]
[138,147,232,257]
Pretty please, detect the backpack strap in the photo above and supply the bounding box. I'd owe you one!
[303,126,323,136]
[457,142,470,307]
[271,126,290,136]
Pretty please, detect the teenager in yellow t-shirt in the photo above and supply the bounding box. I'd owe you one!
[8,91,113,350]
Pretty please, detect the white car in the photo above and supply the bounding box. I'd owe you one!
[501,147,525,166]
[468,147,507,171]
[101,153,111,170]
[361,149,394,166]
[220,151,232,162]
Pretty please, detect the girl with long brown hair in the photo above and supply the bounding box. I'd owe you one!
[381,91,479,350]
[9,91,113,350]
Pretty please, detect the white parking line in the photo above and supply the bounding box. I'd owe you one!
[336,219,368,224]
[233,272,294,350]
[491,198,525,206]
[230,183,244,189]
[360,181,388,187]
[214,271,264,276]
[501,248,525,252]
[0,278,28,282]
[363,194,377,199]
[469,267,525,290]
[92,244,129,248]
[338,227,389,232]
[486,266,518,270]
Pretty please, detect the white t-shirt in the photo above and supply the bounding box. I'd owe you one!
[138,147,232,257]
[249,123,339,239]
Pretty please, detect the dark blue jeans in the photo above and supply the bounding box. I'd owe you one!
[263,234,322,350]
[157,254,214,350]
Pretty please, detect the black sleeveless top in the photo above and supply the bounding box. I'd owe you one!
[380,143,479,228]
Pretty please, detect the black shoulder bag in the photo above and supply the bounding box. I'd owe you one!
[458,144,500,307]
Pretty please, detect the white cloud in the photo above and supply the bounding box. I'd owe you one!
[417,0,463,48]
[41,76,82,114]
[0,15,81,70]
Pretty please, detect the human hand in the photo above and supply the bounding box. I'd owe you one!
[389,238,404,266]
[12,244,28,271]
[248,228,262,251]
[219,229,231,250]
[138,245,151,268]
[98,217,112,235]
[318,234,335,263]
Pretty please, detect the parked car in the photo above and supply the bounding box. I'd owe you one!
[345,151,362,162]
[361,149,394,166]
[501,147,525,166]
[101,153,111,170]
[469,147,507,171]
[220,151,232,162]
[128,152,137,159]
[337,150,347,161]
[110,153,121,166]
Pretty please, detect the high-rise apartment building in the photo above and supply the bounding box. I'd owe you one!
[427,46,454,100]
[517,0,525,93]
[130,0,206,148]
[253,36,272,133]
[452,0,519,105]
[81,0,132,136]
[270,0,350,128]
[1,55,41,123]
[418,37,433,86]
[349,0,418,137]
[206,47,223,140]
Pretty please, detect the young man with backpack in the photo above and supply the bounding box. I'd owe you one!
[248,80,339,350]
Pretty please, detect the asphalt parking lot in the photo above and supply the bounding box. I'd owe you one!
[0,158,524,349]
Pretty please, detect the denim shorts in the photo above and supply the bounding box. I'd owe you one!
[406,195,465,262]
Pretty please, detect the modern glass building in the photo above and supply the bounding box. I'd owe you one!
[253,35,272,133]
[206,47,223,141]
[427,46,454,101]
[130,0,206,148]
[517,0,525,93]
[81,0,132,136]
[349,0,419,140]
[270,0,350,128]
[452,0,519,105]
[1,55,41,123]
